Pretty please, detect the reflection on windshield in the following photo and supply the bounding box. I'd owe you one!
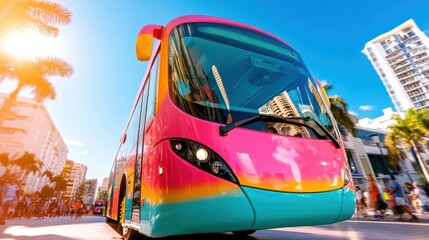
[168,22,337,139]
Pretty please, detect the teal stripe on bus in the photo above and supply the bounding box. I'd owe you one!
[145,191,254,237]
[241,186,353,229]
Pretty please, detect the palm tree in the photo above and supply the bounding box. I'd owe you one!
[0,152,9,166]
[40,185,55,198]
[0,151,43,188]
[0,56,74,124]
[321,81,355,133]
[0,0,72,37]
[1,0,72,76]
[11,151,44,179]
[385,108,429,183]
[41,169,67,199]
[0,0,73,124]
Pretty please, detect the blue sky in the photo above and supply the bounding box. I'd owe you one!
[1,0,429,184]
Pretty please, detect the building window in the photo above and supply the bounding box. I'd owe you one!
[368,154,391,175]
[346,150,358,174]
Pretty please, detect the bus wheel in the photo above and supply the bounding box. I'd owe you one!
[232,230,256,236]
[123,227,140,240]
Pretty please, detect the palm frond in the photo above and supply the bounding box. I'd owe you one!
[320,80,332,92]
[42,169,55,182]
[0,153,10,166]
[31,78,56,101]
[1,0,71,37]
[26,16,59,36]
[27,0,72,25]
[37,56,74,77]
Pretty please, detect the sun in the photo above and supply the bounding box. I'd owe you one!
[1,30,60,59]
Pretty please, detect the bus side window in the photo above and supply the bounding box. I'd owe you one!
[146,55,160,124]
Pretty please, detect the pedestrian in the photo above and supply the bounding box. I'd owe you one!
[71,202,77,218]
[413,182,429,213]
[389,175,419,221]
[368,174,384,219]
[0,178,20,223]
[354,186,368,218]
[404,182,421,213]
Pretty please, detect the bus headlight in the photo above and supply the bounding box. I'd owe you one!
[170,139,238,183]
[196,148,209,162]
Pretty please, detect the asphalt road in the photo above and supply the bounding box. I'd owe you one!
[0,215,428,240]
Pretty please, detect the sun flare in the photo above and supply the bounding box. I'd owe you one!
[1,30,60,59]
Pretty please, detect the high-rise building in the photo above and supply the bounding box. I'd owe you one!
[83,179,98,205]
[63,160,87,201]
[96,177,109,200]
[0,94,68,193]
[362,19,429,112]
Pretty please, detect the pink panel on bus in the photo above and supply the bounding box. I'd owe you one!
[142,141,242,204]
[150,96,346,194]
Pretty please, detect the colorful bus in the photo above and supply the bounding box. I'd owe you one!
[105,15,355,239]
[93,199,104,215]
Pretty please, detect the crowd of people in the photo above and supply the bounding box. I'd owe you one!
[355,174,429,221]
[0,179,94,225]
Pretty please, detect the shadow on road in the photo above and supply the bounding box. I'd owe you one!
[107,221,258,240]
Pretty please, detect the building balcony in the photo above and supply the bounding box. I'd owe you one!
[398,70,419,80]
[388,55,407,64]
[2,119,31,131]
[392,62,412,72]
[421,65,429,71]
[395,66,415,75]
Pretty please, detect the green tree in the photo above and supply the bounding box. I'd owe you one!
[97,190,107,200]
[385,108,429,183]
[321,81,355,133]
[74,182,84,201]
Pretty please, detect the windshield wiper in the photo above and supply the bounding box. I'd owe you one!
[219,114,340,148]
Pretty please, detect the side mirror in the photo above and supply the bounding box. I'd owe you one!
[136,24,163,61]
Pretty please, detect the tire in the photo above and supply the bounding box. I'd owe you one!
[123,227,141,240]
[232,230,256,236]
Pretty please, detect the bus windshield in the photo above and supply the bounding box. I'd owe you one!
[168,22,337,139]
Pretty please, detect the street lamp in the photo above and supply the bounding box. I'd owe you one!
[369,134,391,176]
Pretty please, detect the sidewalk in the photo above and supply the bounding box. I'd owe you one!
[353,208,429,222]
[0,215,105,230]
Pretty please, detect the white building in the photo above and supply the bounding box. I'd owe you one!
[83,179,98,205]
[362,19,429,112]
[63,160,87,201]
[0,94,68,193]
[346,108,429,191]
[357,107,402,130]
[97,177,109,199]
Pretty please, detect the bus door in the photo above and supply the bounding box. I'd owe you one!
[131,70,152,224]
[131,51,159,224]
